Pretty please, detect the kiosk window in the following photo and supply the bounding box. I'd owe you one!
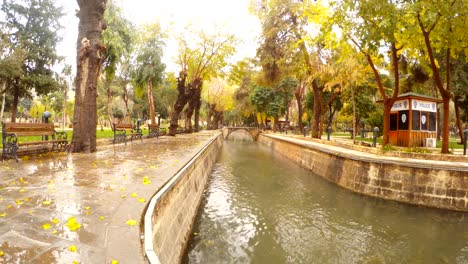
[421,112,428,130]
[398,110,409,130]
[429,112,436,131]
[412,110,420,130]
[390,113,398,131]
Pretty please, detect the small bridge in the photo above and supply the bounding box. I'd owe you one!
[222,127,261,141]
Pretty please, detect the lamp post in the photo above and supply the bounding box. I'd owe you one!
[327,126,331,141]
[464,129,468,155]
[42,111,52,140]
[373,127,380,147]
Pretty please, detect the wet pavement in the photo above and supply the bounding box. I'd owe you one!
[0,131,219,264]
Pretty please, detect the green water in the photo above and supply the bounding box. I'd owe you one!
[184,141,468,264]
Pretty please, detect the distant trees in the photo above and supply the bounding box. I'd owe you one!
[1,0,63,122]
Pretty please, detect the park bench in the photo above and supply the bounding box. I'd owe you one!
[1,122,68,162]
[147,124,159,138]
[112,123,142,144]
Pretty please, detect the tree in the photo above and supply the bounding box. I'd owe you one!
[334,0,404,146]
[405,0,468,153]
[71,0,107,153]
[101,0,134,124]
[1,0,63,122]
[133,23,165,126]
[169,30,236,135]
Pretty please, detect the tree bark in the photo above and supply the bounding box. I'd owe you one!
[0,82,6,122]
[193,87,202,132]
[294,82,305,132]
[311,80,321,138]
[169,72,189,136]
[147,80,156,125]
[71,0,107,153]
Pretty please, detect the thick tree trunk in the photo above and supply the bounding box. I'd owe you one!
[184,95,196,133]
[311,80,321,138]
[295,87,304,132]
[382,100,394,146]
[454,96,464,143]
[169,72,189,136]
[147,80,156,125]
[71,0,107,153]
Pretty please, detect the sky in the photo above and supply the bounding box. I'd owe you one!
[58,0,261,74]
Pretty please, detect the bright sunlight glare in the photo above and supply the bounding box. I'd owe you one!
[58,0,261,74]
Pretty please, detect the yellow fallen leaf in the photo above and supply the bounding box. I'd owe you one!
[126,219,137,226]
[0,213,6,217]
[24,198,31,202]
[68,245,77,252]
[42,223,51,230]
[149,165,157,169]
[48,180,54,184]
[51,218,59,224]
[138,198,146,203]
[84,206,90,210]
[0,250,3,256]
[99,216,105,220]
[42,201,51,205]
[136,168,143,172]
[86,211,92,215]
[0,197,3,201]
[28,210,34,215]
[15,200,23,205]
[6,205,12,209]
[20,177,26,184]
[19,188,25,193]
[131,193,137,198]
[65,217,81,231]
[120,187,126,191]
[51,229,57,234]
[111,260,118,264]
[121,194,127,198]
[72,260,78,264]
[142,176,151,185]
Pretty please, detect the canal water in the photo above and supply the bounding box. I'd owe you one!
[184,141,468,264]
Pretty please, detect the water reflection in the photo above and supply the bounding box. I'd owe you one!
[185,141,468,264]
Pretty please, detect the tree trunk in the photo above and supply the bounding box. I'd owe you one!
[105,79,113,125]
[311,80,321,138]
[454,96,464,143]
[169,72,189,136]
[295,84,304,132]
[62,85,67,130]
[382,100,393,146]
[11,83,20,123]
[194,87,202,132]
[0,82,6,122]
[417,15,450,153]
[147,80,156,125]
[71,0,107,153]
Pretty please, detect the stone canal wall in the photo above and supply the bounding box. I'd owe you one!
[258,134,468,212]
[143,133,223,264]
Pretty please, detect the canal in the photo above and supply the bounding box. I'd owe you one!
[184,141,468,264]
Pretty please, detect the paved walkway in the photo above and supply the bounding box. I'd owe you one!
[0,131,218,264]
[266,132,468,171]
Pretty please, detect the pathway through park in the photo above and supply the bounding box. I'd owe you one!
[0,131,218,263]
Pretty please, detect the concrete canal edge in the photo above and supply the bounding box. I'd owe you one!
[258,134,468,212]
[143,133,223,264]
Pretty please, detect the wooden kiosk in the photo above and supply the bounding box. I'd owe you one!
[387,93,441,147]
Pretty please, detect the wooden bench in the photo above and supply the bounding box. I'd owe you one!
[147,124,159,138]
[112,123,142,144]
[1,122,68,162]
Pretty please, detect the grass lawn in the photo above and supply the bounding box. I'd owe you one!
[333,133,464,150]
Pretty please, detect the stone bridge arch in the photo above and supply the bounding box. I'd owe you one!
[222,127,261,141]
